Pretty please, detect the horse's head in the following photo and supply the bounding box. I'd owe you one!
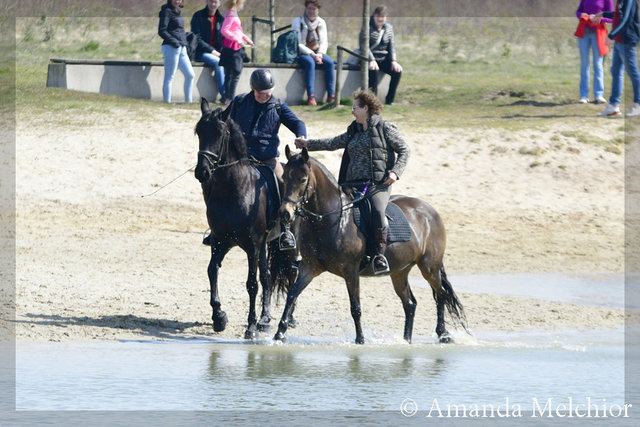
[280,145,313,224]
[194,98,232,183]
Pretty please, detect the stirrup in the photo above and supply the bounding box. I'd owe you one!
[373,254,390,275]
[279,227,296,250]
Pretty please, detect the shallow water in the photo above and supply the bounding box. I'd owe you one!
[17,327,627,411]
[413,272,625,307]
[15,273,632,412]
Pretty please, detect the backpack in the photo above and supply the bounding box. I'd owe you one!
[272,30,299,63]
[186,31,198,61]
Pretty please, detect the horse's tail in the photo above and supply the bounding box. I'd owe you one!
[268,241,296,300]
[438,265,469,333]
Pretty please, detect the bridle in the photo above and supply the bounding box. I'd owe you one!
[197,119,245,173]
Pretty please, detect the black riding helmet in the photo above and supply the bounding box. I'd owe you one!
[250,69,275,93]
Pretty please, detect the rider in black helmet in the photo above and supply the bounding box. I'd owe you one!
[228,68,307,249]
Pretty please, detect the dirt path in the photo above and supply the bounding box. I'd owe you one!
[12,107,629,342]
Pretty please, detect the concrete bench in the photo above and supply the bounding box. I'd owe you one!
[46,59,390,105]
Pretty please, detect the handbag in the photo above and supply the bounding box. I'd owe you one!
[346,27,385,66]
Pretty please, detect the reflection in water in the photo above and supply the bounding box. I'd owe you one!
[16,328,625,411]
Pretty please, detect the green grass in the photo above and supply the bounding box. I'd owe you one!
[9,16,639,136]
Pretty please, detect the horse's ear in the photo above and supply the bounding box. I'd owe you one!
[285,145,292,160]
[221,101,232,122]
[200,98,210,114]
[302,147,309,163]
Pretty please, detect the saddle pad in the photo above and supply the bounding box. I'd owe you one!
[353,201,412,243]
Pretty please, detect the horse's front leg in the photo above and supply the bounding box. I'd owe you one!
[209,238,231,332]
[273,263,315,342]
[344,268,365,344]
[257,236,272,331]
[244,246,260,340]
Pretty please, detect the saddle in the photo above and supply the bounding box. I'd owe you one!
[351,195,412,271]
[253,162,282,229]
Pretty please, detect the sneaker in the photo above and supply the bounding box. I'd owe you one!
[598,103,621,116]
[307,95,317,106]
[326,94,335,103]
[579,97,589,104]
[627,102,640,117]
[594,96,607,104]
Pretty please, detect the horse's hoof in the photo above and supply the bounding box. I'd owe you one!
[287,316,297,329]
[257,316,271,332]
[213,312,228,332]
[439,332,454,344]
[355,336,365,345]
[274,331,286,342]
[244,329,259,340]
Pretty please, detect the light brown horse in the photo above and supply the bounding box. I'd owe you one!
[274,147,466,344]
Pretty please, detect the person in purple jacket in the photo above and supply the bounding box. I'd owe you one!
[576,0,614,104]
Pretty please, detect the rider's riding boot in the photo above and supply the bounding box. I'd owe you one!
[279,223,296,250]
[373,227,390,275]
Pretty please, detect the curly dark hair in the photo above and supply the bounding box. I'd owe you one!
[353,88,383,116]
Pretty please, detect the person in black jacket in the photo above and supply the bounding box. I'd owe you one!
[593,0,640,116]
[191,0,227,104]
[158,0,195,103]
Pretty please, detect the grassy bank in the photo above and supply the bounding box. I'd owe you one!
[12,16,632,140]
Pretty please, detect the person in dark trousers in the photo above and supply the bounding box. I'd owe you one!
[158,0,194,103]
[229,69,307,249]
[593,0,640,116]
[295,89,411,274]
[220,0,253,104]
[362,5,403,105]
[191,0,227,103]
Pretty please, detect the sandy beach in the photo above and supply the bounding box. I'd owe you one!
[13,104,630,343]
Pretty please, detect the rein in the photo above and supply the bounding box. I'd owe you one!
[286,177,372,223]
[198,149,249,171]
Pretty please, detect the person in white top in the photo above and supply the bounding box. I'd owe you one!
[292,0,336,105]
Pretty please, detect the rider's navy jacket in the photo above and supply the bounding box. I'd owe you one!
[230,93,307,161]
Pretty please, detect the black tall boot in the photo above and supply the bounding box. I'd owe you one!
[373,227,390,274]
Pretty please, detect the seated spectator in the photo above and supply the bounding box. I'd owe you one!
[292,0,336,105]
[191,0,227,104]
[363,5,402,106]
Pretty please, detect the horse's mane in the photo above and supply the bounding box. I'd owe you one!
[309,157,338,187]
[195,108,248,161]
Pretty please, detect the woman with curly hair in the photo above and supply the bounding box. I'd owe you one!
[295,89,411,274]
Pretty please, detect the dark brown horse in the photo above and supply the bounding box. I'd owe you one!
[194,98,295,339]
[274,147,466,344]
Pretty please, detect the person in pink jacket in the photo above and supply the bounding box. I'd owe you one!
[219,0,254,103]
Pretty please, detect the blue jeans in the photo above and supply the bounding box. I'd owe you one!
[298,53,335,97]
[578,31,604,99]
[609,42,640,105]
[161,45,195,103]
[195,52,226,98]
